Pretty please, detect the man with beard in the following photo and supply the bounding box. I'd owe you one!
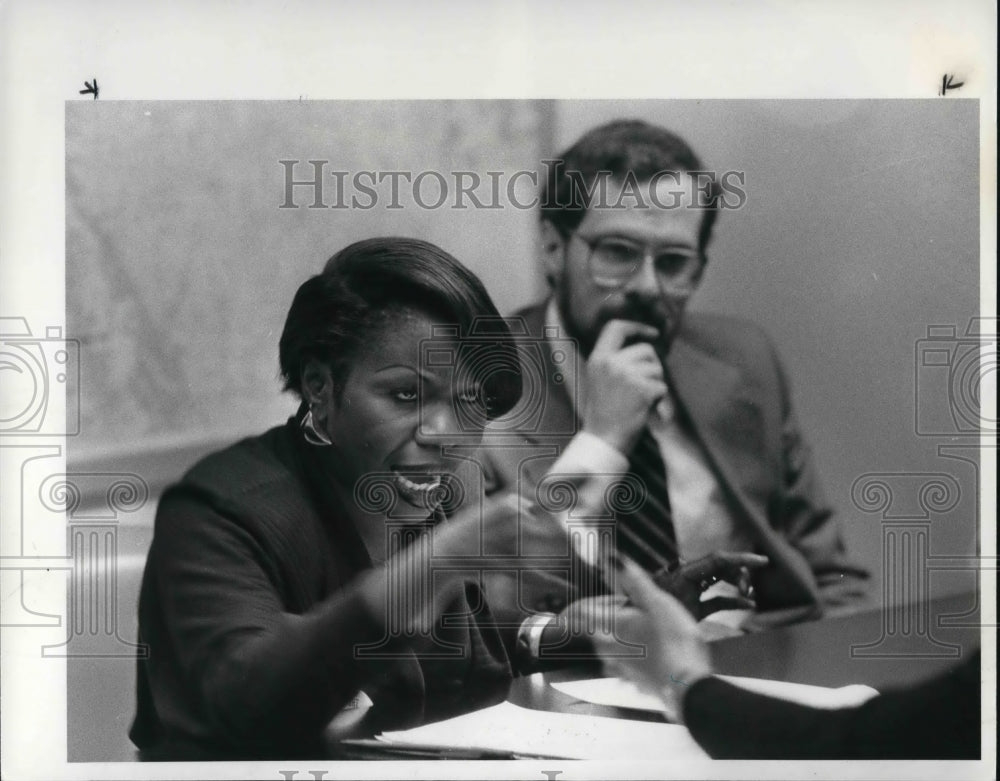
[477,120,869,670]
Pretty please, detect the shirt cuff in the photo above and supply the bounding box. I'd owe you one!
[553,430,629,475]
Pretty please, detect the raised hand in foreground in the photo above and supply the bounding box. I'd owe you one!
[593,557,714,723]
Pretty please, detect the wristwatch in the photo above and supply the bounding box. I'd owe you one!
[514,612,557,672]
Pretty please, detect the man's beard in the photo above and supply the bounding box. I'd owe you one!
[559,287,687,358]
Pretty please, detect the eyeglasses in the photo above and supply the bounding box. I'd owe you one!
[572,233,704,293]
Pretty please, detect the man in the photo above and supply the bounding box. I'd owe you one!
[478,120,869,665]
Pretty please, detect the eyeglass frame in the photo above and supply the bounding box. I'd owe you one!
[569,232,706,294]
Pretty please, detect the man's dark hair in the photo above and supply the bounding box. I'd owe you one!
[279,237,522,417]
[540,119,720,257]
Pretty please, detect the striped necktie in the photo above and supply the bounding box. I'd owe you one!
[617,426,679,572]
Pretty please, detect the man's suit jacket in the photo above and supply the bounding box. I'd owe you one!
[475,302,870,630]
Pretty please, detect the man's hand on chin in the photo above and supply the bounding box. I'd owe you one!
[581,319,667,454]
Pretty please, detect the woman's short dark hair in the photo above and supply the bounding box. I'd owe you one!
[539,119,720,258]
[279,237,522,419]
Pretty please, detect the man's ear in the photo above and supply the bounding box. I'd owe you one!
[539,220,567,289]
[301,361,334,420]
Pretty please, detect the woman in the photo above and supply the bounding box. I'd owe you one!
[595,558,981,759]
[129,238,542,759]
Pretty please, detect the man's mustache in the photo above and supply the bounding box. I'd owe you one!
[598,299,670,331]
[593,296,688,353]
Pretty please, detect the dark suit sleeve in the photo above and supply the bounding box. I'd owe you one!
[683,651,980,759]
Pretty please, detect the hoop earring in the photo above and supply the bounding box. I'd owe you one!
[301,408,333,446]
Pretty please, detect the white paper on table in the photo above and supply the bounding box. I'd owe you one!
[550,676,665,711]
[550,675,880,713]
[376,700,708,760]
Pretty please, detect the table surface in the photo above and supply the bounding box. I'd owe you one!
[340,592,983,756]
[507,591,983,723]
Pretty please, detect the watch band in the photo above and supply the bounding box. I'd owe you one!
[515,612,556,672]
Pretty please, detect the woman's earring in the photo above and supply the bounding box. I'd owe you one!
[301,407,333,446]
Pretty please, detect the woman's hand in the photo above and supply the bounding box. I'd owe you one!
[433,492,571,560]
[592,558,714,722]
[358,493,570,634]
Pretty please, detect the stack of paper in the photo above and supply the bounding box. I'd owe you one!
[373,677,879,759]
[376,700,709,760]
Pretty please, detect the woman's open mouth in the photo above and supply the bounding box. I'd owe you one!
[391,467,444,507]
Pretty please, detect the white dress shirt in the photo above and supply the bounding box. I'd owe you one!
[543,300,753,630]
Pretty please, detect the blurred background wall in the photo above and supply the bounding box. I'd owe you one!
[64,100,983,759]
[66,100,554,456]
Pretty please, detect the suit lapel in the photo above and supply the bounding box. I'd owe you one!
[519,303,580,440]
[505,303,581,487]
[666,333,820,603]
[665,335,770,535]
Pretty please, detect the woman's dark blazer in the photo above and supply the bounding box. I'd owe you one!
[129,418,512,760]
